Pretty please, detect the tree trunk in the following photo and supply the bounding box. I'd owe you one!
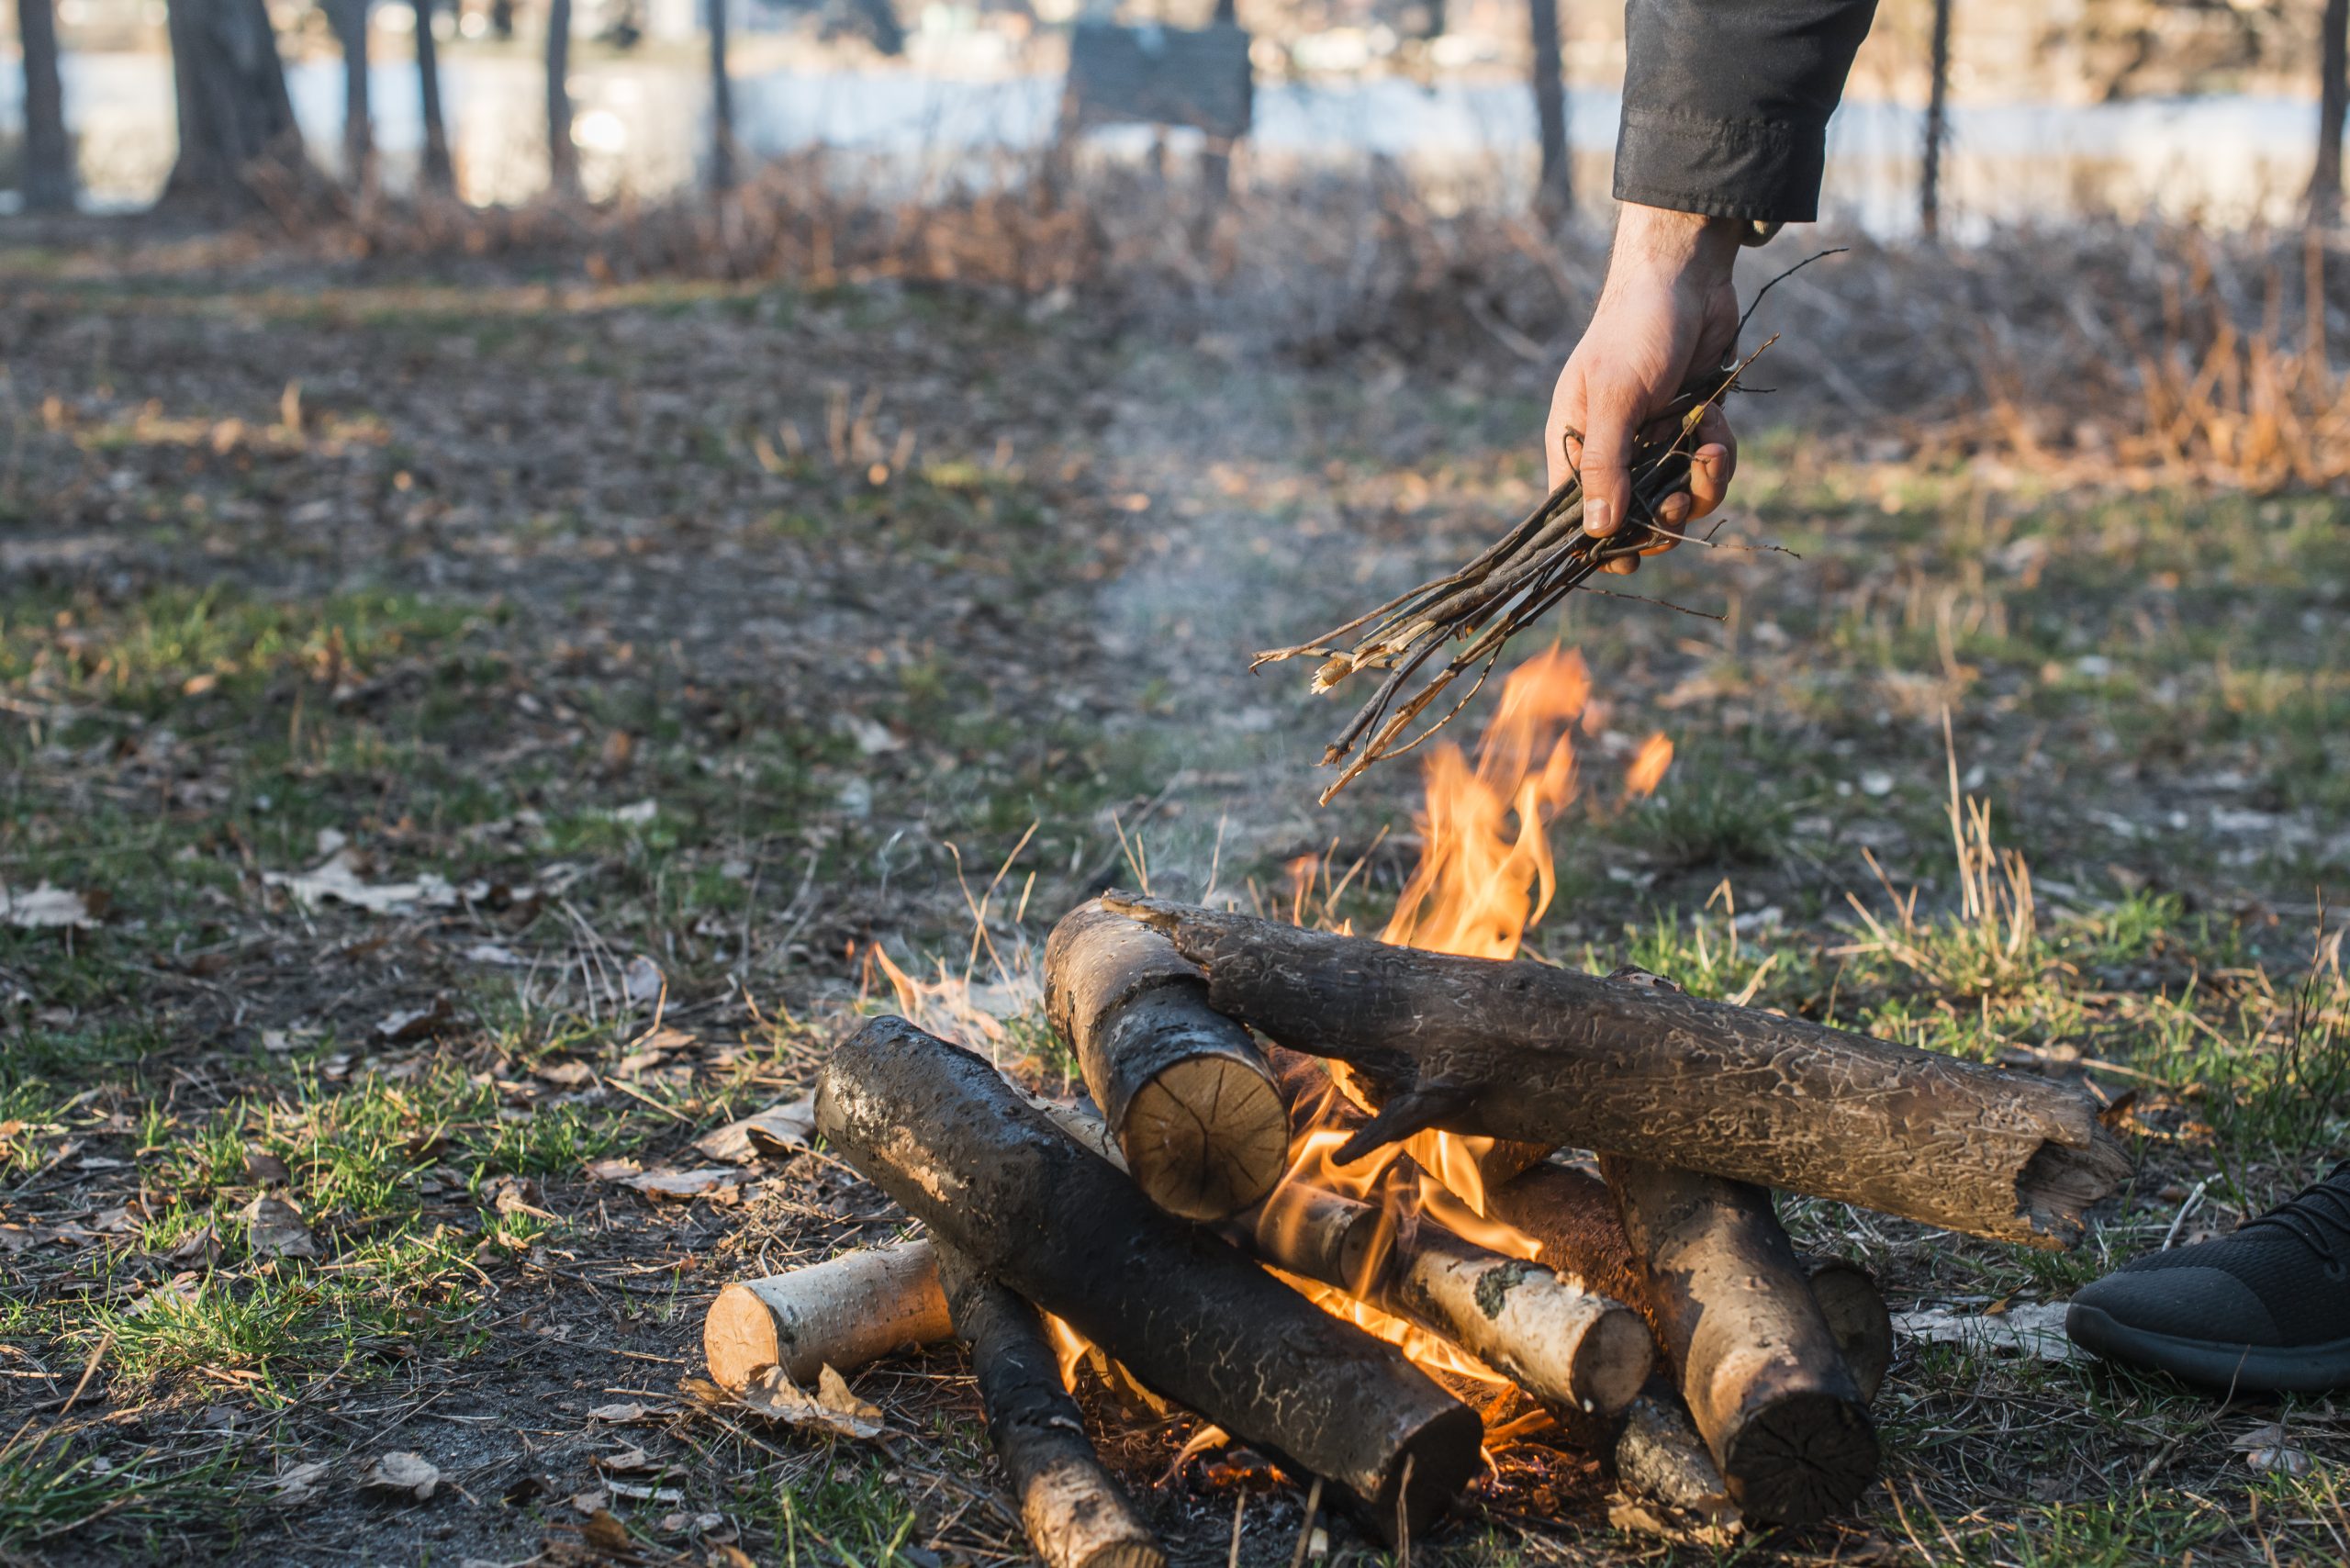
[1920,0,1953,237]
[1603,1156,1876,1524]
[411,0,453,195]
[1046,901,1288,1222]
[2318,0,2349,222]
[331,0,374,194]
[815,1017,1483,1538]
[936,1247,1169,1568]
[1105,896,2132,1249]
[160,0,307,211]
[17,0,73,213]
[704,1241,952,1389]
[547,0,578,197]
[707,0,734,191]
[1527,0,1568,217]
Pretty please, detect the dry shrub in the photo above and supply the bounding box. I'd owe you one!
[319,158,2350,490]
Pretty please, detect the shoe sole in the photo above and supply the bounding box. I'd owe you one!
[2066,1304,2350,1394]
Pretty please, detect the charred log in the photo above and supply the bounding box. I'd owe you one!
[1046,901,1288,1221]
[1104,895,2130,1249]
[936,1246,1167,1568]
[815,1017,1483,1536]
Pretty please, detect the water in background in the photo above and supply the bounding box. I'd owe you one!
[0,48,2322,237]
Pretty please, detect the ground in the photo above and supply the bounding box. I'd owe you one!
[1,225,2346,1568]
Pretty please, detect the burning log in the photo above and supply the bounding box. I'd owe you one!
[815,1016,1484,1535]
[935,1245,1167,1568]
[1246,1180,1652,1417]
[1484,1163,1893,1401]
[1102,895,2131,1249]
[1046,900,1289,1221]
[1602,1156,1877,1525]
[704,1241,952,1389]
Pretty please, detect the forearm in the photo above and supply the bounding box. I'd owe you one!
[1613,0,1879,224]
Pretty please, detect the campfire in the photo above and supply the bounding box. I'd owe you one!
[699,652,2132,1564]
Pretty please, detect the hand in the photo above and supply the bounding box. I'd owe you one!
[1545,205,1744,576]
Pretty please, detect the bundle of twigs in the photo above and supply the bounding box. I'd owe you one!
[1255,337,1774,804]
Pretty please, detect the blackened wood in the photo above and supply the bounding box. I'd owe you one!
[1046,901,1287,1221]
[936,1246,1167,1568]
[1104,895,2130,1249]
[1602,1155,1876,1525]
[1486,1163,1892,1401]
[816,1017,1483,1536]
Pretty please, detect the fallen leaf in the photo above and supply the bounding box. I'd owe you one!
[584,1158,642,1182]
[246,1149,292,1185]
[571,1488,610,1515]
[0,882,100,930]
[485,1174,553,1218]
[163,1224,221,1268]
[2232,1422,2314,1475]
[657,1510,726,1534]
[534,1059,599,1090]
[622,955,664,1004]
[595,1444,650,1473]
[588,1401,653,1423]
[692,1093,817,1164]
[362,1450,440,1500]
[264,849,456,916]
[267,1460,330,1505]
[240,1195,319,1260]
[375,998,453,1044]
[124,1270,204,1318]
[735,1363,888,1440]
[1890,1301,2081,1363]
[581,1508,639,1553]
[622,1168,740,1203]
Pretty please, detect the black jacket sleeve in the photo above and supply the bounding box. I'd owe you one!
[1612,0,1879,224]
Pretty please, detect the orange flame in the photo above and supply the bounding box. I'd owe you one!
[1626,731,1674,798]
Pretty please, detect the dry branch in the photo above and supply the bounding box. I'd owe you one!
[935,1244,1167,1568]
[1046,900,1287,1220]
[704,1241,952,1388]
[1603,1156,1876,1525]
[1103,895,2132,1248]
[815,1016,1484,1536]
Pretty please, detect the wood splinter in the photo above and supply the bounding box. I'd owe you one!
[1046,900,1289,1221]
[1103,893,2132,1249]
[816,1016,1484,1538]
[935,1244,1167,1568]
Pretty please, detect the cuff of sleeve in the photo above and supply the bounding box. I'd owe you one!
[1611,108,1828,225]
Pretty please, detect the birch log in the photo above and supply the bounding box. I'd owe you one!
[1102,895,2130,1248]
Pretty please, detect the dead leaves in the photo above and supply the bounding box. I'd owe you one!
[0,881,105,930]
[730,1364,890,1441]
[265,845,457,916]
[361,1450,441,1501]
[239,1194,320,1260]
[621,1168,741,1204]
[690,1093,816,1165]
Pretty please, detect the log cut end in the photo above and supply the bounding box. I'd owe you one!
[1123,1054,1290,1222]
[1718,1387,1878,1526]
[705,1282,787,1389]
[1577,1304,1660,1416]
[2015,1126,2136,1249]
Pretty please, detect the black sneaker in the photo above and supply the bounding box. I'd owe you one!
[2067,1162,2350,1394]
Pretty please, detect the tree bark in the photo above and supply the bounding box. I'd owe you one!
[160,0,307,212]
[547,0,579,197]
[704,1241,953,1388]
[1247,1179,1651,1417]
[1485,1162,1892,1403]
[1046,901,1288,1222]
[816,1017,1483,1537]
[936,1247,1168,1568]
[1920,0,1953,237]
[16,0,73,213]
[707,0,734,192]
[1104,895,2131,1249]
[1602,1156,1876,1524]
[1527,0,1568,216]
[411,0,453,195]
[331,0,375,194]
[2319,0,2349,223]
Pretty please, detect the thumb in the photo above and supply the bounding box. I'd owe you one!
[1576,380,1640,541]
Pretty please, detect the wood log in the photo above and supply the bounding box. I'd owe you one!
[1602,1156,1877,1525]
[816,1016,1483,1536]
[1103,894,2130,1248]
[1046,900,1288,1221]
[1612,1381,1736,1525]
[1485,1163,1893,1401]
[935,1245,1167,1568]
[704,1241,952,1389]
[1246,1181,1651,1416]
